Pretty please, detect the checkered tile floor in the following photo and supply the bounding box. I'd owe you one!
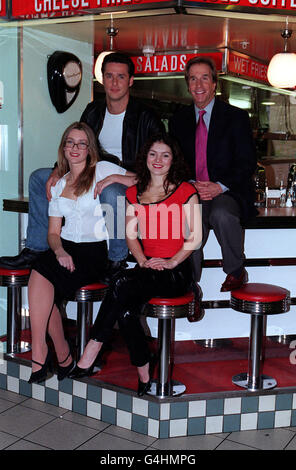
[0,388,296,451]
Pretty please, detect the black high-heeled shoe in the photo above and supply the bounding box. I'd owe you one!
[67,363,95,379]
[28,350,53,384]
[57,350,75,381]
[137,379,152,397]
[137,354,157,396]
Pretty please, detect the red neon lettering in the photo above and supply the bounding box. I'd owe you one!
[34,0,89,12]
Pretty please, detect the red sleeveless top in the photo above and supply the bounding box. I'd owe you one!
[126,182,197,258]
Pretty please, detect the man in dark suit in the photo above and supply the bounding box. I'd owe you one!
[169,56,257,291]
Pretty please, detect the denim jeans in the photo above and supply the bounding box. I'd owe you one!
[26,168,52,251]
[26,169,128,261]
[99,182,129,262]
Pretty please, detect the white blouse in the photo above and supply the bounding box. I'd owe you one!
[49,161,126,243]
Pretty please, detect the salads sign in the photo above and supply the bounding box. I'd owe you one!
[131,52,223,75]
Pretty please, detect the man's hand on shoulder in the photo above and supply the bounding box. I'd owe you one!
[46,167,60,201]
[195,181,223,200]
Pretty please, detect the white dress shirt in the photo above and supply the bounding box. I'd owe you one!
[49,161,126,243]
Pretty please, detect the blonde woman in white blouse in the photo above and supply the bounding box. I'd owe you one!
[27,122,136,384]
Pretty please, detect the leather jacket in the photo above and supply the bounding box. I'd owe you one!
[80,96,164,171]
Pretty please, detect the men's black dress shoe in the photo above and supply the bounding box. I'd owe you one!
[0,248,44,269]
[220,268,248,292]
[103,259,127,284]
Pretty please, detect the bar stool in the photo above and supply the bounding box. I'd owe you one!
[143,292,194,398]
[70,282,108,359]
[0,268,31,356]
[231,283,290,391]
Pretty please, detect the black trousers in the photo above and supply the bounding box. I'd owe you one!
[91,258,193,367]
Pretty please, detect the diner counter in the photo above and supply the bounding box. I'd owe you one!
[3,197,29,214]
[2,197,296,341]
[3,198,296,228]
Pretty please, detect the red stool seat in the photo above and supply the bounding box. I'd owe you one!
[232,283,289,303]
[78,282,108,291]
[146,292,194,319]
[231,283,290,316]
[0,268,30,276]
[148,292,194,307]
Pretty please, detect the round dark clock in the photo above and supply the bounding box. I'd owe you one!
[47,51,82,113]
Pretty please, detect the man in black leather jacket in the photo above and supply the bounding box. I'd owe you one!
[81,95,162,173]
[0,53,163,281]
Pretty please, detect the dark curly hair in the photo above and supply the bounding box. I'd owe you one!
[135,133,190,195]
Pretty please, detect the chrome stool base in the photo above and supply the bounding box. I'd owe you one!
[194,338,230,349]
[269,334,296,346]
[5,341,31,357]
[147,379,186,398]
[232,372,277,391]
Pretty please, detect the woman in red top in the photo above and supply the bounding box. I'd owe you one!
[69,133,202,396]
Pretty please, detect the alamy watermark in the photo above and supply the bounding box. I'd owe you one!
[289,339,296,364]
[93,197,202,251]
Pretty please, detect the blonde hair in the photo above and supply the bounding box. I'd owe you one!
[57,122,99,196]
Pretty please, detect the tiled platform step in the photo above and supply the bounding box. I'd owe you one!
[1,355,296,438]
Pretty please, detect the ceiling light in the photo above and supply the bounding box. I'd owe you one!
[261,101,276,106]
[229,98,250,109]
[94,17,118,84]
[267,27,296,88]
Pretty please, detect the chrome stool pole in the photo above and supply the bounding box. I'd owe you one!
[144,292,195,398]
[0,268,31,356]
[157,317,173,397]
[71,282,108,360]
[231,283,290,392]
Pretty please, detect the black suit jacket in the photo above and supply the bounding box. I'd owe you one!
[169,98,257,221]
